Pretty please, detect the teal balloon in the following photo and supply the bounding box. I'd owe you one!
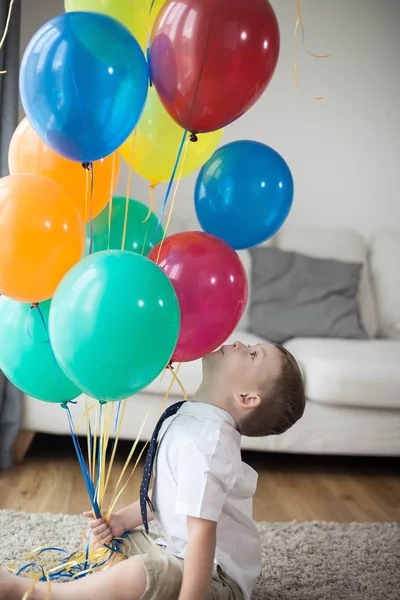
[87,197,164,255]
[49,250,180,402]
[0,298,80,403]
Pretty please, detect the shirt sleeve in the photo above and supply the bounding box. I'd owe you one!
[175,438,237,522]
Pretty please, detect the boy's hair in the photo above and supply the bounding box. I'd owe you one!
[238,344,306,438]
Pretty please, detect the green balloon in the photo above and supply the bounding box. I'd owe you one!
[86,196,164,255]
[0,298,80,403]
[49,250,180,402]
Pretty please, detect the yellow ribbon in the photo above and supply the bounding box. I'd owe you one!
[121,129,137,249]
[293,0,331,100]
[155,134,191,264]
[107,153,117,250]
[143,182,158,224]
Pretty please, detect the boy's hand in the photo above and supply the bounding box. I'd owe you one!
[83,511,127,546]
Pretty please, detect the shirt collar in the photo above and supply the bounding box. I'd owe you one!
[178,401,238,430]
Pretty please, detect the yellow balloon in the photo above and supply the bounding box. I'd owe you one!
[120,88,223,186]
[64,0,166,50]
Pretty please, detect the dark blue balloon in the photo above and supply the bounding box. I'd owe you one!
[195,141,294,250]
[19,12,148,163]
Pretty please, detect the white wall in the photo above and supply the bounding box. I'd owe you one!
[20,0,400,238]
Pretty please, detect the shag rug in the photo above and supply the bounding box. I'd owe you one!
[0,510,399,599]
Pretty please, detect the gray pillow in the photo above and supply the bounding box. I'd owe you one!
[248,247,368,343]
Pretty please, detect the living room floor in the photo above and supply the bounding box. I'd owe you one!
[1,434,399,522]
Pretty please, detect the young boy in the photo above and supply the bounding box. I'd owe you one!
[1,341,305,600]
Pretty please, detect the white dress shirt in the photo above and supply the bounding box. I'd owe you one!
[152,401,261,600]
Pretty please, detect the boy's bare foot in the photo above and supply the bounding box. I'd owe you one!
[0,568,27,600]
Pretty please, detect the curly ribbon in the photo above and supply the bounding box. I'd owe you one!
[11,366,189,597]
[293,0,331,100]
[0,0,14,74]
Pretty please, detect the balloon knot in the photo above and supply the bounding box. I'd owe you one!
[189,133,198,142]
[31,303,39,310]
[168,361,174,370]
[60,402,68,410]
[99,400,107,405]
[82,162,92,170]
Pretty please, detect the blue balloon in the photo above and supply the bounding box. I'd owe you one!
[195,141,294,250]
[19,12,148,162]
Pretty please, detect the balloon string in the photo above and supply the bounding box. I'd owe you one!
[61,402,101,519]
[108,153,117,250]
[122,130,137,249]
[107,361,184,519]
[155,134,190,264]
[293,0,331,100]
[94,403,106,510]
[88,163,94,254]
[26,304,49,344]
[103,399,128,500]
[82,162,94,253]
[20,563,51,600]
[146,0,157,80]
[99,402,113,511]
[91,403,99,484]
[167,363,187,400]
[85,397,93,483]
[106,410,151,518]
[0,0,15,74]
[151,130,188,251]
[143,182,156,224]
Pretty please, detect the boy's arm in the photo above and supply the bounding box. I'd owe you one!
[116,489,155,532]
[178,516,217,600]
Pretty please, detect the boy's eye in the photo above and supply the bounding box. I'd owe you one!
[251,352,257,360]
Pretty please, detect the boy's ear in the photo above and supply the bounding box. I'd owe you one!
[233,392,262,410]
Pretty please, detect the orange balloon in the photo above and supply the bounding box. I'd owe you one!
[0,174,85,303]
[8,118,120,222]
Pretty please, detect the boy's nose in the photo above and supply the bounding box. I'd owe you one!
[233,341,246,350]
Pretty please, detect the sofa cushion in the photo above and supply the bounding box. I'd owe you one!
[370,231,400,338]
[143,331,266,398]
[285,338,400,409]
[248,247,368,344]
[277,228,378,338]
[237,239,274,331]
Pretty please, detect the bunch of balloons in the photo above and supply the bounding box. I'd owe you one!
[0,0,295,407]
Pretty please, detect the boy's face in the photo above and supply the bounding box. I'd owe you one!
[202,341,283,398]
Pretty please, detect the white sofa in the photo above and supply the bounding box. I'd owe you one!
[22,227,400,457]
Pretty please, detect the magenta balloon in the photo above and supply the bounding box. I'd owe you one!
[149,232,248,362]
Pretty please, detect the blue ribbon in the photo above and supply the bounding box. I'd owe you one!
[61,402,101,519]
[26,304,49,343]
[149,130,188,251]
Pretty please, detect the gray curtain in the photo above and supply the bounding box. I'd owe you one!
[0,0,21,176]
[0,0,23,470]
[0,372,22,469]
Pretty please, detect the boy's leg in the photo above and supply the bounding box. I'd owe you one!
[0,556,146,600]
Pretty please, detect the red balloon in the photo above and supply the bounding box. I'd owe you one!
[149,232,248,362]
[150,0,280,133]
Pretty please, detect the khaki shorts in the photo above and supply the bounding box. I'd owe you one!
[118,529,244,600]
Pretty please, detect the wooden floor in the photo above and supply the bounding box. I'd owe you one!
[1,434,399,522]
